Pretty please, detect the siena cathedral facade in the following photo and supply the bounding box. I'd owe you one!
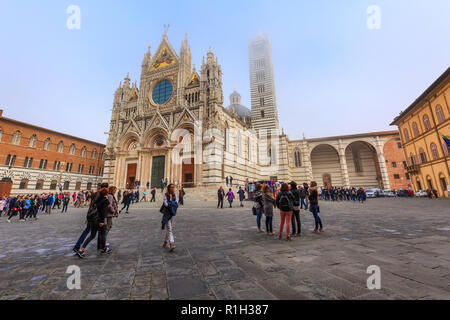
[103,30,400,190]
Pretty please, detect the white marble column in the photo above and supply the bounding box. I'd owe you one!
[338,140,350,188]
[374,136,391,190]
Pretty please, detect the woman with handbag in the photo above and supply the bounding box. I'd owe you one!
[253,184,264,233]
[161,184,179,252]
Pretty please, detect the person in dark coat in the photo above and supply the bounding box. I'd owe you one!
[237,186,245,207]
[78,187,111,257]
[217,186,225,209]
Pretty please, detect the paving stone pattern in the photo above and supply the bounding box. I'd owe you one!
[0,197,449,300]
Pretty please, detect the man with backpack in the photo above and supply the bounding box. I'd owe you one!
[276,183,295,241]
[290,182,302,237]
[77,186,111,258]
[73,183,109,257]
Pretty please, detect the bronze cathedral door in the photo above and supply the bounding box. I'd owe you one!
[151,156,166,188]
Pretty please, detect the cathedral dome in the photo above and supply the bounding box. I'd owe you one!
[226,90,251,119]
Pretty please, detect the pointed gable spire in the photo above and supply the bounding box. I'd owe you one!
[142,45,151,67]
[124,73,131,88]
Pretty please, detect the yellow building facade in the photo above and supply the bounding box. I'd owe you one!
[391,67,450,197]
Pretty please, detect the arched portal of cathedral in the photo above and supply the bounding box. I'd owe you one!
[126,163,137,189]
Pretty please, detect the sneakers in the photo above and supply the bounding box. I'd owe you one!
[312,229,318,233]
[100,247,112,254]
[76,250,86,259]
[169,243,176,252]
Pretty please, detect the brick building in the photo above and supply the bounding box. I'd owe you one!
[382,136,412,190]
[0,109,105,195]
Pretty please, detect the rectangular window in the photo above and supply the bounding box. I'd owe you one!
[392,162,397,168]
[260,97,265,107]
[258,84,265,93]
[406,173,410,180]
[397,142,402,149]
[256,71,265,81]
[394,174,400,179]
[403,161,407,169]
[39,159,45,169]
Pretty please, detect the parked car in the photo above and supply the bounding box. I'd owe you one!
[384,190,396,197]
[415,190,428,197]
[366,188,384,198]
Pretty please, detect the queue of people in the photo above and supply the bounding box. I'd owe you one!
[0,192,76,222]
[217,180,325,241]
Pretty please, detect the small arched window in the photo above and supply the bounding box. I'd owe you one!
[29,134,37,148]
[294,150,302,167]
[19,179,29,190]
[43,138,51,151]
[412,122,420,138]
[423,115,431,131]
[81,146,87,158]
[35,179,44,190]
[50,180,58,190]
[409,153,417,166]
[11,130,21,145]
[5,154,11,166]
[430,143,439,160]
[419,148,427,164]
[57,141,64,153]
[0,128,3,142]
[91,149,97,159]
[443,143,449,157]
[436,105,445,124]
[403,128,410,142]
[69,144,76,155]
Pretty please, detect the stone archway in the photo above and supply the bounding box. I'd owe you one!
[345,141,382,188]
[310,144,342,187]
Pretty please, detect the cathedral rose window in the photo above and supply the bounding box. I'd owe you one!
[152,80,173,105]
[154,135,165,147]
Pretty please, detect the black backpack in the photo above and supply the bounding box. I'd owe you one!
[292,189,300,207]
[86,201,99,223]
[279,192,292,212]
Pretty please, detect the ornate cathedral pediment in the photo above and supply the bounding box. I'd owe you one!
[150,38,179,71]
[147,112,169,131]
[186,72,200,88]
[130,118,142,134]
[173,107,198,129]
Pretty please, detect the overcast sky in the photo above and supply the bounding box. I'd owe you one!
[0,0,449,143]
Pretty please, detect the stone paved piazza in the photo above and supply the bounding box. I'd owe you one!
[0,197,449,300]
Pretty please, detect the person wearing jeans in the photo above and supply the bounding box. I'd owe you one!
[217,187,225,209]
[263,185,275,235]
[161,184,179,252]
[309,181,323,233]
[253,184,264,233]
[78,187,111,257]
[290,182,301,237]
[276,183,295,240]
